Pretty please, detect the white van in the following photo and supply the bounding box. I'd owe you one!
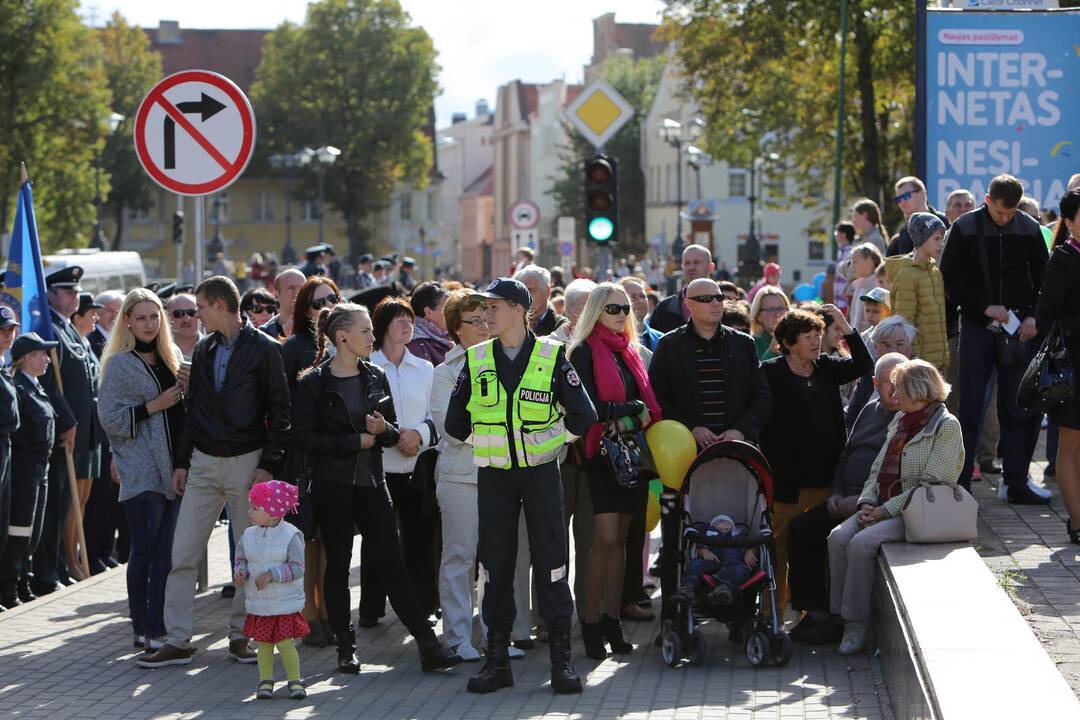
[42,249,146,297]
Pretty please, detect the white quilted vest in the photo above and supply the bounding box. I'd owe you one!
[241,521,306,617]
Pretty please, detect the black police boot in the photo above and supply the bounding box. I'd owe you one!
[598,613,633,654]
[0,582,20,610]
[17,576,37,604]
[548,623,583,694]
[466,628,513,694]
[336,625,361,674]
[415,627,463,672]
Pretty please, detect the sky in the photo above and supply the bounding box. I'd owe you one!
[80,0,666,128]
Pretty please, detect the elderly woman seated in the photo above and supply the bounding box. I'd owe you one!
[827,359,964,655]
[845,315,917,429]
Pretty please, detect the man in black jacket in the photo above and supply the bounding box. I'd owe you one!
[140,276,291,668]
[886,176,949,256]
[939,174,1049,504]
[514,264,566,337]
[648,244,716,333]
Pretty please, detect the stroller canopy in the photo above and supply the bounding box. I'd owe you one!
[681,441,774,531]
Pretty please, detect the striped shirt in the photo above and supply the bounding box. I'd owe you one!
[696,340,727,433]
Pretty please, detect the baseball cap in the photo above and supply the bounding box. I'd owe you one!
[470,278,532,308]
[11,332,58,362]
[859,286,891,307]
[0,306,19,329]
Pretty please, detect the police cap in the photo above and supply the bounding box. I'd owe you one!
[11,332,58,362]
[470,278,531,309]
[45,265,83,291]
[0,306,20,329]
[76,292,104,316]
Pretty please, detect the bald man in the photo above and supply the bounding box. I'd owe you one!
[648,244,716,333]
[261,268,306,339]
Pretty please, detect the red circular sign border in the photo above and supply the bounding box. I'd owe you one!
[134,70,256,196]
[510,200,540,230]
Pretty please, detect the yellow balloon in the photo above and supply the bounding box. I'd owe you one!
[646,420,697,491]
[645,491,661,532]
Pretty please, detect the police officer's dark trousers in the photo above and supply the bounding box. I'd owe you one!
[33,445,70,588]
[0,437,11,561]
[0,451,49,583]
[477,461,573,632]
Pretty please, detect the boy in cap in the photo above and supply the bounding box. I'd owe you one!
[885,213,948,371]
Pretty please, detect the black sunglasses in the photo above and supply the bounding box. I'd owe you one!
[248,303,278,314]
[310,293,340,310]
[688,294,725,304]
[170,309,197,319]
[603,304,631,316]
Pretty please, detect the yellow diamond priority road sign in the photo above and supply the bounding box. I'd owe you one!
[565,78,634,150]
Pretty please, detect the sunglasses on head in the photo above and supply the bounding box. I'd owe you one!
[688,294,724,304]
[170,309,197,319]
[603,304,631,316]
[249,303,277,314]
[894,189,919,204]
[311,293,340,310]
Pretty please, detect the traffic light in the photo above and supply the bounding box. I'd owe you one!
[172,210,184,245]
[584,154,617,244]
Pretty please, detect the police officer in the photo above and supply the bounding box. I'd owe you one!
[33,265,99,593]
[445,278,597,695]
[0,306,20,598]
[299,244,329,278]
[0,332,57,609]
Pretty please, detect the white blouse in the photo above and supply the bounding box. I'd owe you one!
[370,348,435,474]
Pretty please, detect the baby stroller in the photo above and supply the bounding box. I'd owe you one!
[658,440,791,668]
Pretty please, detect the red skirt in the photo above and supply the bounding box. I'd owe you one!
[243,612,310,643]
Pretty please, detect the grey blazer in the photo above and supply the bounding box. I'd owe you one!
[97,349,183,503]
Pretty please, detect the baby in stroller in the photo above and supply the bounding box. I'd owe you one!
[671,514,757,607]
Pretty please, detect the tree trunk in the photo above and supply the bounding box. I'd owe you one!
[850,3,883,209]
[110,203,125,251]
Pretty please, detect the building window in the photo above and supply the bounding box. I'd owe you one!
[300,198,317,223]
[664,166,671,204]
[400,192,412,221]
[729,171,747,198]
[427,190,435,221]
[212,191,230,223]
[253,189,273,221]
[127,204,152,222]
[808,239,825,261]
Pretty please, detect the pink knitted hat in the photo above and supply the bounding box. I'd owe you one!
[248,480,299,518]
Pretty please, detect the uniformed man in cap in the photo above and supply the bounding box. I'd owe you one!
[356,253,376,289]
[0,306,20,594]
[445,278,597,695]
[398,256,417,293]
[299,244,328,278]
[32,266,100,593]
[373,260,391,286]
[323,243,342,284]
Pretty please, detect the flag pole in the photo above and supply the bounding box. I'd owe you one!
[49,348,90,580]
[20,162,28,184]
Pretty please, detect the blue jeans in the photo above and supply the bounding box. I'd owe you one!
[957,320,1041,491]
[124,491,179,638]
[683,556,752,594]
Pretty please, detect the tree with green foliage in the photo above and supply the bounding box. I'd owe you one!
[548,54,665,257]
[661,0,915,231]
[0,0,111,252]
[250,0,439,260]
[98,12,162,250]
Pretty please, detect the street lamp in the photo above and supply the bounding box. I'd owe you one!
[312,145,341,245]
[269,149,313,264]
[686,144,713,200]
[735,110,781,286]
[658,115,703,258]
[92,111,124,250]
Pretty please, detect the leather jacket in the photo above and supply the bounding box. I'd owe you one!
[174,320,291,475]
[292,359,401,487]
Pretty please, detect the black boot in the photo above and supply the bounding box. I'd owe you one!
[598,613,633,654]
[548,623,582,694]
[415,628,463,672]
[0,582,19,610]
[17,577,37,604]
[466,628,513,694]
[580,621,608,660]
[336,625,361,674]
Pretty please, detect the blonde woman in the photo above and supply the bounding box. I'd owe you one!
[827,359,963,654]
[568,283,662,660]
[97,289,188,652]
[749,285,790,361]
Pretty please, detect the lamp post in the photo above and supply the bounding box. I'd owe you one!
[735,110,781,287]
[657,116,703,259]
[92,111,124,250]
[269,149,312,264]
[687,144,713,200]
[312,145,341,245]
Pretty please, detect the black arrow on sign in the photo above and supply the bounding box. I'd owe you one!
[164,93,228,169]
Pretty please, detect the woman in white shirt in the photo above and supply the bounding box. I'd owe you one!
[358,298,439,627]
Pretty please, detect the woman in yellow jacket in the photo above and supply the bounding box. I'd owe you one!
[885,213,948,371]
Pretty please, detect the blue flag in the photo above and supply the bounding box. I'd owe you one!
[3,179,54,341]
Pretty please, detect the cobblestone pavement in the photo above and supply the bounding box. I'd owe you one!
[0,526,894,719]
[973,432,1080,699]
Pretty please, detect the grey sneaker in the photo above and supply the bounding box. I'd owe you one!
[838,620,869,655]
[137,644,194,668]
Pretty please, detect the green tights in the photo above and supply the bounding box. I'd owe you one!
[257,640,301,682]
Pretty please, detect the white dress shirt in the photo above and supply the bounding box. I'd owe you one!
[371,347,435,474]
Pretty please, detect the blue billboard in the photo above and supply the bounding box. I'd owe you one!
[925,10,1080,212]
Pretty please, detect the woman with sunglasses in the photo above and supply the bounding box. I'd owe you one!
[282,277,341,390]
[567,283,662,660]
[239,288,278,329]
[749,285,790,361]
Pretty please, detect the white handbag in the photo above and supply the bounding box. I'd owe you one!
[900,478,979,543]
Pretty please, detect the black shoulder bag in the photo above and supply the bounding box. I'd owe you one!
[598,404,646,489]
[1018,320,1074,413]
[975,211,1027,367]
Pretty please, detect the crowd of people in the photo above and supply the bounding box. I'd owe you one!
[1,169,1078,699]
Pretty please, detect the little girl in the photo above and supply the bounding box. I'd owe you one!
[234,480,309,700]
[844,243,883,333]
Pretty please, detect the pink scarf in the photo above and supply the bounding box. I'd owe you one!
[584,324,663,458]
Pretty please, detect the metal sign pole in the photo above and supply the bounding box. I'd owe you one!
[175,194,184,281]
[194,194,204,283]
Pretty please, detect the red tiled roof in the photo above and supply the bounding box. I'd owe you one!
[565,85,584,106]
[464,166,494,196]
[144,28,269,93]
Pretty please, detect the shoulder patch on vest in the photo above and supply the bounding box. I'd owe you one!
[565,368,581,387]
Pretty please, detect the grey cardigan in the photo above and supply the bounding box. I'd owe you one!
[97,349,182,502]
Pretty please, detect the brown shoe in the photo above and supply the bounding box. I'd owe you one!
[620,602,655,622]
[137,644,194,668]
[228,639,258,663]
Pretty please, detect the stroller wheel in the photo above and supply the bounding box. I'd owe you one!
[770,632,793,667]
[689,629,708,666]
[661,625,682,668]
[746,631,769,667]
